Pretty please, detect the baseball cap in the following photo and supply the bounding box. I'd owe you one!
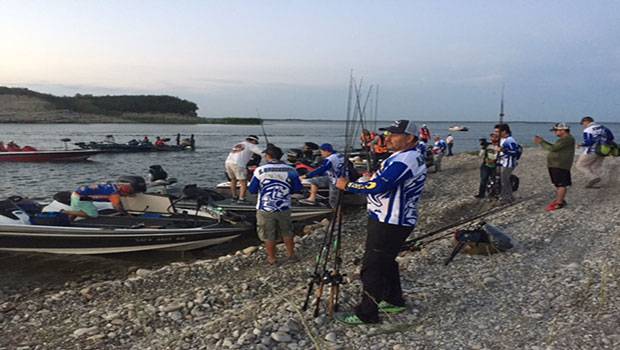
[264,145,283,160]
[319,143,334,153]
[379,120,417,135]
[246,135,259,143]
[550,122,570,131]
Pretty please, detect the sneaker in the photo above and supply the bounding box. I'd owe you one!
[236,198,248,204]
[545,200,566,212]
[474,194,485,199]
[586,178,601,188]
[378,301,407,314]
[334,312,371,326]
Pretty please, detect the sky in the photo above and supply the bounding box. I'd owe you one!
[1,0,619,122]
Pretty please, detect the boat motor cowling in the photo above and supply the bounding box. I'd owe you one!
[0,200,31,225]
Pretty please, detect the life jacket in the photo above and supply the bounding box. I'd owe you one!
[373,135,388,154]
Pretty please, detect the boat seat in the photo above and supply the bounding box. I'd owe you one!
[53,191,72,206]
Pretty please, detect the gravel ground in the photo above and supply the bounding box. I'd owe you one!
[1,148,618,350]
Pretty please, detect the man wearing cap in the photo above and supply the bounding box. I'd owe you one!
[575,116,616,188]
[248,146,303,265]
[65,182,134,218]
[534,123,575,211]
[225,135,263,203]
[334,119,427,325]
[432,135,448,172]
[300,143,346,208]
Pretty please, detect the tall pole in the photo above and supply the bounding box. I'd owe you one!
[374,84,379,130]
[499,84,505,124]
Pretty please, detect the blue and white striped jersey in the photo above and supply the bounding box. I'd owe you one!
[499,136,519,168]
[248,161,303,212]
[306,152,345,185]
[416,141,428,160]
[582,123,615,154]
[346,148,427,227]
[433,139,447,154]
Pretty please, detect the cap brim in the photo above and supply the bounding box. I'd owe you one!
[379,126,405,133]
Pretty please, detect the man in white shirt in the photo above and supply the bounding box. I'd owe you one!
[225,135,263,202]
[446,134,454,156]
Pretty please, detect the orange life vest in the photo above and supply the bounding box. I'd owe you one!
[373,136,388,154]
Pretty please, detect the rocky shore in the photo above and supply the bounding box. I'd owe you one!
[1,148,618,350]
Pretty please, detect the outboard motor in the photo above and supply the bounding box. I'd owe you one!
[0,199,30,225]
[287,148,303,164]
[149,165,168,182]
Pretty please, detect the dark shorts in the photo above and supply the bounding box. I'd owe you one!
[548,167,571,187]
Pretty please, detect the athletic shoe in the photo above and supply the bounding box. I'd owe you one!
[334,313,371,326]
[298,199,317,206]
[474,194,484,199]
[236,198,248,204]
[586,178,601,188]
[545,200,566,212]
[378,301,407,314]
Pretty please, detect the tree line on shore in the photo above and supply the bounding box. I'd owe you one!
[0,87,199,116]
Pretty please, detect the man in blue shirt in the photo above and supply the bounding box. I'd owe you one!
[432,135,448,172]
[494,123,520,203]
[249,146,304,265]
[334,119,427,325]
[300,143,346,208]
[576,116,616,188]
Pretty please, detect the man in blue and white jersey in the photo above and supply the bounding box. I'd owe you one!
[576,116,615,188]
[300,143,346,208]
[432,135,448,172]
[494,123,519,203]
[334,119,427,325]
[249,146,303,265]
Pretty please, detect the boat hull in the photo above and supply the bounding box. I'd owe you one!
[0,150,100,162]
[0,223,245,255]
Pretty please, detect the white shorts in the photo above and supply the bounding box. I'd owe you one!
[225,162,247,181]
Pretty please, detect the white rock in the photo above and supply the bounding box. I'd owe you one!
[135,268,153,277]
[73,326,98,337]
[271,331,292,342]
[325,332,337,342]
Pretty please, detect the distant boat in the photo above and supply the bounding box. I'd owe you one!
[448,125,469,132]
[0,149,100,162]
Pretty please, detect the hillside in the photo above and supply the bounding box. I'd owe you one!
[0,87,204,124]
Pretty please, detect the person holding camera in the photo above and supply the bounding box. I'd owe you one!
[475,133,499,198]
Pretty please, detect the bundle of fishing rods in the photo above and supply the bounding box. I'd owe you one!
[301,73,377,317]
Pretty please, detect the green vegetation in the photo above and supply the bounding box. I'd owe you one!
[201,117,262,125]
[0,87,198,116]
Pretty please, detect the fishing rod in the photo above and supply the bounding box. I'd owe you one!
[256,109,270,145]
[303,72,358,318]
[400,193,539,252]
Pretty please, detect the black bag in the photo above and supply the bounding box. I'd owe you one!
[510,174,519,192]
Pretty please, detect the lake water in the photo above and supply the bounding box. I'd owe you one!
[2,120,619,199]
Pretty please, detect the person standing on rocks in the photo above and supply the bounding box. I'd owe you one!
[575,116,616,188]
[432,135,447,172]
[494,124,520,203]
[446,133,455,156]
[534,122,575,211]
[474,133,499,199]
[335,119,427,325]
[248,146,303,265]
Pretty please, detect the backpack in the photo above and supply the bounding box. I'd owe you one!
[515,144,523,160]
